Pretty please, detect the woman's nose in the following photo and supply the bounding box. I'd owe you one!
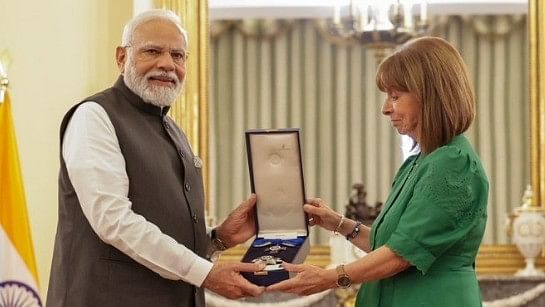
[382,99,392,115]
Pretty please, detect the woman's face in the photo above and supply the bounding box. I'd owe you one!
[381,90,422,142]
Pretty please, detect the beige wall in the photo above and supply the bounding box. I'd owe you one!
[0,0,132,298]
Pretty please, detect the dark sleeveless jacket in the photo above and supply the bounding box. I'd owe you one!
[47,77,208,307]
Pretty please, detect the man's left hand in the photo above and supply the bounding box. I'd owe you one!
[215,194,257,248]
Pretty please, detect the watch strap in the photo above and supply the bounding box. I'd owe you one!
[346,221,363,241]
[211,228,227,251]
[336,264,346,276]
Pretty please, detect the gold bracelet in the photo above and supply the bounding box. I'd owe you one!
[333,215,345,235]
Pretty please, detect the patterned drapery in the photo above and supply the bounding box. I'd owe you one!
[209,16,529,244]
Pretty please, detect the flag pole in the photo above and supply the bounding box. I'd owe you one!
[0,76,8,104]
[0,51,10,104]
[0,62,9,104]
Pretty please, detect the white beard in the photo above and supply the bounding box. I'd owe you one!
[123,54,183,107]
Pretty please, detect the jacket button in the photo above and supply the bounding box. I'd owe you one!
[192,213,198,223]
[185,183,191,192]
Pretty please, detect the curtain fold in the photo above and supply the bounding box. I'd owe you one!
[210,16,529,244]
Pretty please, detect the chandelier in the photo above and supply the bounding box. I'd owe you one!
[328,0,430,48]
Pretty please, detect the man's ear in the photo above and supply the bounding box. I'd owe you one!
[116,46,127,74]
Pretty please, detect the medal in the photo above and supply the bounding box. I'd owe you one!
[251,255,283,265]
[193,156,203,168]
[266,245,287,254]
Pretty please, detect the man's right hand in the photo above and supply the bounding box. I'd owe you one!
[202,262,266,299]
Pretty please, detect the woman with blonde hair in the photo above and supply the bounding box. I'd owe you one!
[268,36,489,307]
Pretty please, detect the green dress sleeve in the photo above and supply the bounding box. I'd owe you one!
[385,146,487,274]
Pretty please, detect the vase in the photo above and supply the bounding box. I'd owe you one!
[511,185,545,276]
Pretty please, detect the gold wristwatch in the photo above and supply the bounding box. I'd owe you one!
[211,228,227,251]
[336,264,352,288]
[208,228,227,262]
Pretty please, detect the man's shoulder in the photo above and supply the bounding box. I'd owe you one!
[60,86,117,131]
[71,101,107,118]
[82,86,118,105]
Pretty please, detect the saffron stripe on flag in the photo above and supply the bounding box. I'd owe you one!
[0,92,42,306]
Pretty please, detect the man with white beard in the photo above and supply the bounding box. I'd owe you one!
[47,9,264,307]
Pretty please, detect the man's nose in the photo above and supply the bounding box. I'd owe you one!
[156,52,176,71]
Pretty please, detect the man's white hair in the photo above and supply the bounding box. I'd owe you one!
[121,9,188,47]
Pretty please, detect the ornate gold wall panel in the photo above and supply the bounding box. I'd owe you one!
[154,0,210,211]
[477,245,545,275]
[530,0,545,208]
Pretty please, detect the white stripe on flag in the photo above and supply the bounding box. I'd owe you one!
[0,225,39,291]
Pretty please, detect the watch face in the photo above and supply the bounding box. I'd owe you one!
[337,275,351,288]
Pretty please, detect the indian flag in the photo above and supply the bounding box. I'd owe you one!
[0,91,42,306]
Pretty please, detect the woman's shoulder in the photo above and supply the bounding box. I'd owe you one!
[414,136,489,225]
[425,135,482,168]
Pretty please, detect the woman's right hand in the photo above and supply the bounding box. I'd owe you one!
[304,198,343,232]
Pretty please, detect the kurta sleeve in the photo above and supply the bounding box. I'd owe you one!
[385,146,487,274]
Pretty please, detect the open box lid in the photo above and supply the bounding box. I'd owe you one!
[246,129,308,238]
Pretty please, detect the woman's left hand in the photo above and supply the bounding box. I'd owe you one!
[305,198,343,232]
[266,262,337,296]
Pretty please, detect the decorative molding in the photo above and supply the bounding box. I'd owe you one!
[208,1,528,20]
[477,245,545,275]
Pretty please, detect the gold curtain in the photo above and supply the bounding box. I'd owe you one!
[154,0,210,213]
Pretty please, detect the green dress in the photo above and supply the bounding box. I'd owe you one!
[356,135,489,307]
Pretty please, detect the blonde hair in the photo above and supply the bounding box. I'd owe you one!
[376,36,475,154]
